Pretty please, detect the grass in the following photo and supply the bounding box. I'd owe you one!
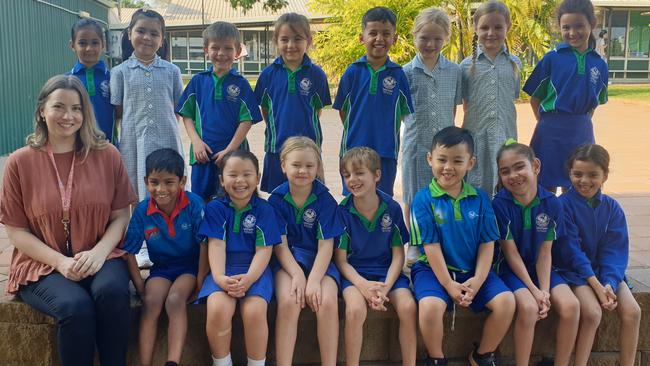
[608,84,650,103]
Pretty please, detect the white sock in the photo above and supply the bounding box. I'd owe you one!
[212,354,232,366]
[247,357,266,366]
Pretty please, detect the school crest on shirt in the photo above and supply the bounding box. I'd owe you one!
[144,226,160,240]
[380,213,393,233]
[299,78,312,96]
[382,76,397,95]
[100,80,110,98]
[303,208,317,229]
[181,222,191,231]
[242,214,257,234]
[467,211,479,220]
[535,213,550,232]
[590,67,601,86]
[434,208,446,225]
[227,84,241,102]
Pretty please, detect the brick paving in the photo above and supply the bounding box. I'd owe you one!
[1,98,649,293]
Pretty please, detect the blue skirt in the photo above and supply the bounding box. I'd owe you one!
[530,113,594,188]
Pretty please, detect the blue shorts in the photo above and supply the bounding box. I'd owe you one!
[261,153,286,193]
[191,161,223,201]
[149,261,198,282]
[341,157,397,197]
[411,261,511,313]
[197,266,274,303]
[341,271,411,292]
[272,256,341,289]
[499,267,566,292]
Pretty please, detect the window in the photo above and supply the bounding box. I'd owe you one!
[171,33,188,60]
[610,11,627,57]
[627,11,650,58]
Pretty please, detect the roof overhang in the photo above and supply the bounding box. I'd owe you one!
[591,0,650,7]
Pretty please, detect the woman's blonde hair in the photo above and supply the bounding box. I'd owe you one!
[27,75,108,159]
[412,7,451,36]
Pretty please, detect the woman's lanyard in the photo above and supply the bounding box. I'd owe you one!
[46,146,76,256]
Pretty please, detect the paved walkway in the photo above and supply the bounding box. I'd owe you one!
[1,98,650,294]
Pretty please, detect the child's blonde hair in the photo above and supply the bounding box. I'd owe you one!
[470,0,519,75]
[203,21,241,47]
[412,7,451,36]
[340,147,381,175]
[280,136,322,168]
[273,13,312,44]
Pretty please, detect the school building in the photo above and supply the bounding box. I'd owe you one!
[593,0,650,83]
[107,0,328,78]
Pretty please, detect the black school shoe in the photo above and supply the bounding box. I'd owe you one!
[164,362,179,366]
[536,357,554,366]
[424,356,448,366]
[468,348,498,366]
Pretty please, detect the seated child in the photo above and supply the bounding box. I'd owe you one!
[268,137,343,366]
[124,148,207,366]
[409,126,515,366]
[554,144,641,366]
[197,150,282,366]
[492,141,580,366]
[336,147,417,366]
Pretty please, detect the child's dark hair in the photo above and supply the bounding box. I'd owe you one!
[470,1,518,76]
[220,149,260,175]
[203,21,241,47]
[71,18,104,42]
[145,148,185,179]
[362,7,397,29]
[273,13,311,44]
[122,9,169,60]
[557,0,597,49]
[567,144,610,175]
[430,126,475,156]
[128,8,166,34]
[496,140,536,165]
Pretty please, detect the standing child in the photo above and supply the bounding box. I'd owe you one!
[336,147,417,366]
[554,144,640,366]
[402,7,462,219]
[177,21,262,201]
[492,141,580,366]
[268,137,343,366]
[461,0,521,196]
[254,13,331,193]
[197,150,282,366]
[524,0,608,192]
[333,6,414,197]
[67,19,116,143]
[409,126,515,366]
[123,149,207,366]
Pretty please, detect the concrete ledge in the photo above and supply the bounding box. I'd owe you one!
[0,287,648,365]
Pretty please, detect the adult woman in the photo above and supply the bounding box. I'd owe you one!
[0,75,136,366]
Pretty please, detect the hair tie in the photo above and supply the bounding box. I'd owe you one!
[504,138,517,146]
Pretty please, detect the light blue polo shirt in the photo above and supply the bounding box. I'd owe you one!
[338,190,409,276]
[176,66,262,165]
[523,43,608,115]
[122,190,205,265]
[67,60,115,143]
[492,185,562,272]
[254,55,331,153]
[410,179,499,272]
[199,195,282,268]
[333,56,414,159]
[268,180,344,263]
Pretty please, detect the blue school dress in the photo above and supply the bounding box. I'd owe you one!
[524,43,608,188]
[553,188,628,292]
[268,180,344,285]
[197,195,283,302]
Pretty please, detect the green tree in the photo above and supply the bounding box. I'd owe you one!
[120,0,147,8]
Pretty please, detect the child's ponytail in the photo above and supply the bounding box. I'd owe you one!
[470,33,479,76]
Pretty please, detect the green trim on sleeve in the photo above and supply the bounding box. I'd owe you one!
[339,96,351,156]
[255,227,266,247]
[85,68,96,96]
[238,100,253,122]
[530,77,558,113]
[339,231,351,251]
[309,94,323,146]
[390,226,404,247]
[598,85,608,105]
[505,221,513,240]
[262,94,277,152]
[544,221,557,241]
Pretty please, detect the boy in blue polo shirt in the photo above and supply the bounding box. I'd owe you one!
[335,147,417,366]
[333,6,414,197]
[409,127,515,366]
[176,21,262,201]
[123,148,207,366]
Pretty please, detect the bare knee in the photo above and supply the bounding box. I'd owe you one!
[242,300,267,325]
[620,302,641,326]
[276,293,302,318]
[580,304,602,327]
[557,296,580,320]
[396,297,417,319]
[165,291,188,314]
[419,298,446,322]
[492,292,516,317]
[143,293,165,316]
[517,300,539,325]
[319,293,338,315]
[345,301,367,324]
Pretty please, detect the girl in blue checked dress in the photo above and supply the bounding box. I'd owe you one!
[553,144,640,366]
[197,150,282,366]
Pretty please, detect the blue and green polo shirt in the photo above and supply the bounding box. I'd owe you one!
[553,188,629,292]
[176,66,262,165]
[67,60,115,143]
[268,180,344,264]
[199,195,282,268]
[333,56,414,159]
[492,185,562,272]
[254,55,331,153]
[338,190,409,276]
[410,179,499,272]
[523,43,608,115]
[122,190,205,266]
